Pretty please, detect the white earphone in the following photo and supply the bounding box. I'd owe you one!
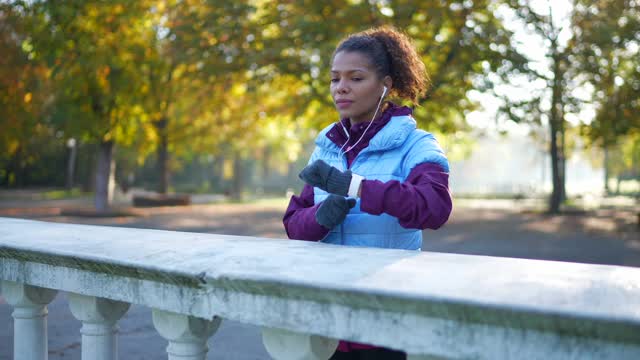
[336,85,389,169]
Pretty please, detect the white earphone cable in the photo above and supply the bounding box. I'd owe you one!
[337,87,387,167]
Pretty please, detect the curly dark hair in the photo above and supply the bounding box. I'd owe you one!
[333,26,429,104]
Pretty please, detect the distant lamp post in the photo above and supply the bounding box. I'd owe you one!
[66,138,77,191]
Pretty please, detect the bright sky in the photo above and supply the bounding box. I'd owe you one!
[466,0,596,134]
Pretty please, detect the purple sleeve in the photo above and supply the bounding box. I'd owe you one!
[283,184,330,241]
[359,163,452,230]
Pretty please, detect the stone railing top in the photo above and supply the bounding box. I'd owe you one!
[2,217,640,354]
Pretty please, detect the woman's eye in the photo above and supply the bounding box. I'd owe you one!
[330,78,339,83]
[352,77,362,81]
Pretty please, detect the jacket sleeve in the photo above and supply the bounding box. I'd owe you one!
[359,162,452,230]
[283,184,330,241]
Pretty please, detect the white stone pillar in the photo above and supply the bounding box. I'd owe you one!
[152,309,221,360]
[1,281,58,360]
[261,327,338,360]
[68,293,130,360]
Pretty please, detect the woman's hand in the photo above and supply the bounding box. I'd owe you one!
[298,160,352,196]
[315,194,356,229]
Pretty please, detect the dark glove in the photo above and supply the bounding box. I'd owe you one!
[299,160,351,196]
[315,194,357,229]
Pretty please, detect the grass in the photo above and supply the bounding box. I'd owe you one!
[41,188,91,200]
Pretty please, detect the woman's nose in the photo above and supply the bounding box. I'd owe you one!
[336,80,349,93]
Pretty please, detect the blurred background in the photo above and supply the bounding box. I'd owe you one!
[1,1,639,358]
[1,0,638,212]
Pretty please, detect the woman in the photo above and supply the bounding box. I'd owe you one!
[283,26,452,360]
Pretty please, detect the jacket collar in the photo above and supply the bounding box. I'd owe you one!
[316,110,416,153]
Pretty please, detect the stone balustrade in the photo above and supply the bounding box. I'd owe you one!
[1,217,640,359]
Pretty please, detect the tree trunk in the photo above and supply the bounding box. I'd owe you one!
[82,145,97,193]
[559,115,566,203]
[548,46,564,214]
[66,140,77,191]
[549,118,562,214]
[155,118,169,194]
[231,153,243,201]
[95,140,115,212]
[209,157,221,192]
[13,147,25,187]
[262,146,271,179]
[603,146,610,195]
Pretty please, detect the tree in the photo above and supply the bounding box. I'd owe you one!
[0,3,58,187]
[140,0,261,194]
[571,0,640,193]
[244,0,530,173]
[499,0,579,213]
[20,1,155,210]
[3,1,544,200]
[256,1,528,132]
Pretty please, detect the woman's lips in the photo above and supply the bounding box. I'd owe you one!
[336,100,353,109]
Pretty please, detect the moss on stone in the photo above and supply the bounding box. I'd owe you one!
[205,276,640,345]
[3,247,639,346]
[0,248,202,288]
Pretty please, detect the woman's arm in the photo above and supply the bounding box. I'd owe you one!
[282,184,331,240]
[359,162,452,230]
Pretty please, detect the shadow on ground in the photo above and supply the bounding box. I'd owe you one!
[426,206,639,267]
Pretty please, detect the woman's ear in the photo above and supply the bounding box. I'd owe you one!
[383,76,392,94]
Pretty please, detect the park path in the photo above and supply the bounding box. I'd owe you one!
[3,197,636,265]
[0,198,638,359]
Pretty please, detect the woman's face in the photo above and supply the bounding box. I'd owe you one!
[330,51,387,124]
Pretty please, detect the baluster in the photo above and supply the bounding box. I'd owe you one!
[1,281,57,360]
[152,309,221,360]
[261,327,338,360]
[68,293,130,360]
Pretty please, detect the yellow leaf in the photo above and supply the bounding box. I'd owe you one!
[24,93,32,103]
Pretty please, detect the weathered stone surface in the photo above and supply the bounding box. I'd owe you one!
[1,217,640,359]
[68,293,130,360]
[2,281,57,360]
[152,309,220,359]
[262,327,338,360]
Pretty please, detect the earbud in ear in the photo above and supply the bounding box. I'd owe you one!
[382,86,388,97]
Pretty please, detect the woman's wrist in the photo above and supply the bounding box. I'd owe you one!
[348,173,365,198]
